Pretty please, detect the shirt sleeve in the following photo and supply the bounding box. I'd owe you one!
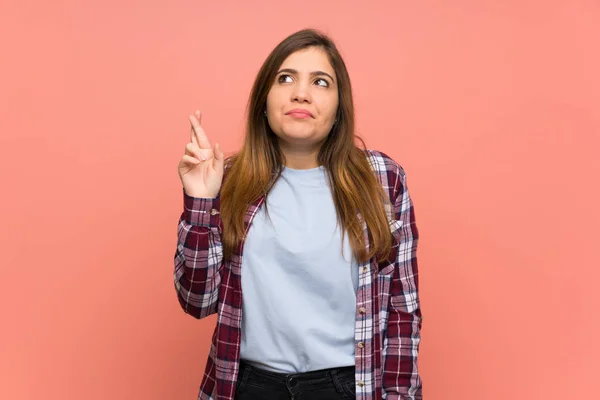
[173,188,224,319]
[382,167,423,399]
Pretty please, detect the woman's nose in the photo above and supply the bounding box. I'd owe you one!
[291,81,311,103]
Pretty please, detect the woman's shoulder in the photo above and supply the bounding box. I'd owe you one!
[362,149,407,180]
[361,149,410,205]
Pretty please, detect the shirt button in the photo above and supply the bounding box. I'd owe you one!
[210,208,218,216]
[357,380,365,387]
[362,266,368,273]
[357,342,364,348]
[358,307,366,314]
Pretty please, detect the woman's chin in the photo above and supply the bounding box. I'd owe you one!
[279,129,317,142]
[283,123,330,138]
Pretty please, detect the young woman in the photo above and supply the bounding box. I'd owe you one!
[175,29,423,400]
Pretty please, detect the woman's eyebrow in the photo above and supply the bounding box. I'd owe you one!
[277,68,335,83]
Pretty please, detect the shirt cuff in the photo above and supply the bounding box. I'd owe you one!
[182,189,221,227]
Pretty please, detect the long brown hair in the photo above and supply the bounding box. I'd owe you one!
[220,28,392,263]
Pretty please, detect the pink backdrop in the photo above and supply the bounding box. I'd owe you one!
[1,1,599,399]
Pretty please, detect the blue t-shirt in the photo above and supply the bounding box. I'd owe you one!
[240,165,359,373]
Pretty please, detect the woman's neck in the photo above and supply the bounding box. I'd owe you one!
[279,142,321,170]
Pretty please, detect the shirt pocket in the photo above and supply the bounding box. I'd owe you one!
[377,264,395,335]
[376,219,403,335]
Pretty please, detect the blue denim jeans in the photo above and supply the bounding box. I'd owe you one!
[234,360,356,400]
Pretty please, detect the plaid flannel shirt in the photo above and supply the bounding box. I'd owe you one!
[174,149,423,399]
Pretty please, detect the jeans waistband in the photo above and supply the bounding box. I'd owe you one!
[238,360,355,386]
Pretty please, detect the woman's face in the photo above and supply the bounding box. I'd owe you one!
[266,47,339,151]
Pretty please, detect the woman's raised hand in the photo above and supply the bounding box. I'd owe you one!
[178,110,224,199]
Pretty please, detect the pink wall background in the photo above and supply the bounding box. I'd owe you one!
[1,1,598,399]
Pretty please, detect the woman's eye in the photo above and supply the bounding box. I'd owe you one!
[278,74,293,83]
[315,78,329,87]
